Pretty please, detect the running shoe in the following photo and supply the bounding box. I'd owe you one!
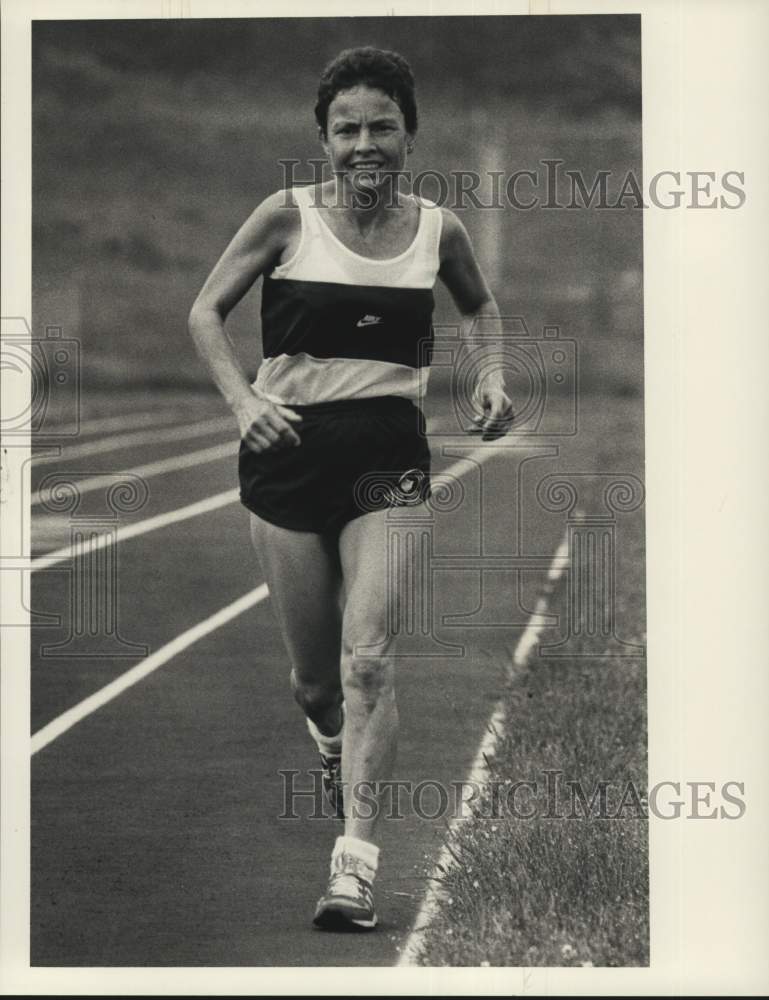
[318,750,344,819]
[313,852,377,931]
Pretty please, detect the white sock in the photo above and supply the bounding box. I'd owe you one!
[332,835,380,881]
[306,702,345,756]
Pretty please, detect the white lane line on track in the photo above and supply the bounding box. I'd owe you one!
[396,526,570,967]
[30,443,509,752]
[31,440,236,507]
[511,531,572,671]
[31,489,239,571]
[39,408,190,440]
[31,415,235,466]
[30,585,269,756]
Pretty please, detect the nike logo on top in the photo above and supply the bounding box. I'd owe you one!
[356,315,383,328]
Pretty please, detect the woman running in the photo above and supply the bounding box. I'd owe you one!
[188,46,513,932]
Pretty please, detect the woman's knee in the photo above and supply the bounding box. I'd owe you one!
[341,635,395,708]
[290,669,341,715]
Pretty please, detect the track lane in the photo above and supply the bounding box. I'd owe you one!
[29,424,237,498]
[31,585,270,754]
[33,407,197,442]
[30,439,506,732]
[30,407,496,729]
[31,548,517,966]
[31,496,255,731]
[31,390,565,966]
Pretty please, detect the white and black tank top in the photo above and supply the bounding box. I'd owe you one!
[254,184,443,405]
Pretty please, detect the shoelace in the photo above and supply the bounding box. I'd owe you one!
[327,872,373,907]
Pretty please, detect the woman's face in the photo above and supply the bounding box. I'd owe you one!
[322,84,413,197]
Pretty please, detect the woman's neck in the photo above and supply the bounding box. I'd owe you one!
[325,176,408,218]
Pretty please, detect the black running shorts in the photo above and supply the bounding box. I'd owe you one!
[238,395,431,534]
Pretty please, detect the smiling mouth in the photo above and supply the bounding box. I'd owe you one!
[350,163,383,169]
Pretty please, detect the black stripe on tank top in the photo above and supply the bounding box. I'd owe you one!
[261,276,435,368]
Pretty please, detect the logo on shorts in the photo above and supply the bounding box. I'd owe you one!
[356,314,383,328]
[396,468,425,502]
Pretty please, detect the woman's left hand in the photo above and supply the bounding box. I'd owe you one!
[470,382,515,440]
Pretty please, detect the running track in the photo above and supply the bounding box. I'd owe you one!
[30,387,561,966]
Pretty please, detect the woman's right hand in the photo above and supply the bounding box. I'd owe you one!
[234,389,303,453]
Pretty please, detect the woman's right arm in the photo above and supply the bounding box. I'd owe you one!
[187,190,302,452]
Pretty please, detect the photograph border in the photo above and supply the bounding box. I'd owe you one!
[2,0,768,994]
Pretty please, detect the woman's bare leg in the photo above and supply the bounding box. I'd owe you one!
[249,513,343,736]
[337,509,397,842]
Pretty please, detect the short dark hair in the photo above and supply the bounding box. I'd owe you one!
[314,46,417,137]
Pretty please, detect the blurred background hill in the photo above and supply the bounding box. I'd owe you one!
[32,15,642,394]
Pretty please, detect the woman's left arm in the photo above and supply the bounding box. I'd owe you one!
[437,209,515,440]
